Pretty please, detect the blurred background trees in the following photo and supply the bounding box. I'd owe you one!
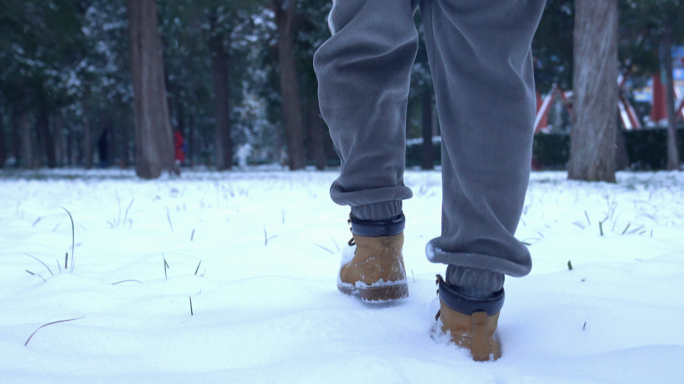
[621,0,684,171]
[0,0,682,178]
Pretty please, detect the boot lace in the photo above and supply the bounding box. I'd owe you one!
[347,215,355,246]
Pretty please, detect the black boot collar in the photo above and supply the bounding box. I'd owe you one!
[437,275,505,316]
[350,213,405,237]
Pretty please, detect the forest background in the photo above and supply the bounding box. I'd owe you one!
[0,0,682,179]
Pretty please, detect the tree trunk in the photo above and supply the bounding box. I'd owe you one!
[98,111,114,168]
[0,107,5,168]
[432,100,440,137]
[75,126,83,166]
[421,90,434,170]
[209,21,233,171]
[54,114,64,167]
[104,112,116,167]
[568,0,618,182]
[37,106,56,168]
[176,97,185,138]
[406,98,412,137]
[20,97,33,169]
[12,106,20,165]
[662,24,680,171]
[127,0,175,179]
[34,117,44,167]
[66,123,72,166]
[121,119,129,168]
[82,103,93,169]
[309,97,326,170]
[275,0,305,170]
[188,113,195,166]
[175,96,186,167]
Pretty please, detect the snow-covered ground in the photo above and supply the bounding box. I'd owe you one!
[1,169,683,383]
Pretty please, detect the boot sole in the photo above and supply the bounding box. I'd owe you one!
[338,282,409,302]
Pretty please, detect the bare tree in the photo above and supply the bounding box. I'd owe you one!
[568,0,619,182]
[127,0,175,179]
[274,0,305,170]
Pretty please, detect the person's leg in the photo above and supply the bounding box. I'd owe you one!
[313,0,419,221]
[420,0,546,360]
[314,0,419,302]
[421,0,546,288]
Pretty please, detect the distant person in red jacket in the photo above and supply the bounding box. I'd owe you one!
[173,130,185,175]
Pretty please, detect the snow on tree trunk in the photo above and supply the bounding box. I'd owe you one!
[275,0,306,171]
[127,0,174,179]
[662,24,681,171]
[568,0,618,182]
[209,28,233,171]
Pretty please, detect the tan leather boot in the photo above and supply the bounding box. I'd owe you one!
[435,275,504,361]
[337,215,409,302]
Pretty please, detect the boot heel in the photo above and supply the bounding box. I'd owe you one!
[358,283,409,302]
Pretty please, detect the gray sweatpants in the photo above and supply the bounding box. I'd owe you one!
[314,0,546,279]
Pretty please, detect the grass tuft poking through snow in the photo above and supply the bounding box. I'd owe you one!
[263,224,277,246]
[24,253,53,276]
[311,242,334,254]
[163,254,169,279]
[24,317,85,347]
[166,211,174,232]
[25,270,46,282]
[62,207,75,272]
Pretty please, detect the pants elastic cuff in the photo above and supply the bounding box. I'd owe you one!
[446,265,505,294]
[351,201,402,221]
